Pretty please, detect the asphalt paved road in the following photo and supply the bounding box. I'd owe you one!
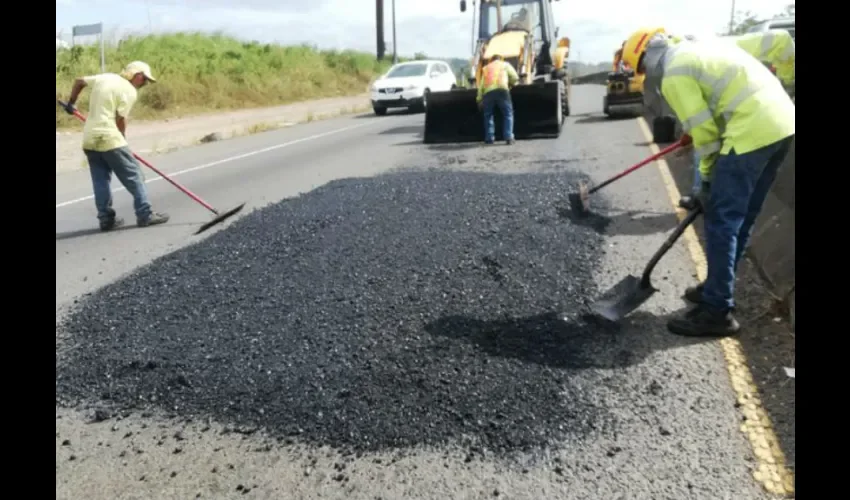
[56,85,773,499]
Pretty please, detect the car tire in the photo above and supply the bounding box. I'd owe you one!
[416,89,430,113]
[373,106,387,116]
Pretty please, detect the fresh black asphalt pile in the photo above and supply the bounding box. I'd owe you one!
[57,169,626,456]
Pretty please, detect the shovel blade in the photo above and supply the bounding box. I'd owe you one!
[590,274,657,322]
[568,182,590,216]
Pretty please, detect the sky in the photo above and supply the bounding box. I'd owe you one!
[56,0,793,64]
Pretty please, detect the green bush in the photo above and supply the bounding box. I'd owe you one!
[56,32,395,129]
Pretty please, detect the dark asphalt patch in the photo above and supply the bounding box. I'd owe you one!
[57,169,660,456]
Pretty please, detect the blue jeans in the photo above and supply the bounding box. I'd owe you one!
[691,150,702,194]
[84,146,152,222]
[702,135,794,311]
[482,89,513,143]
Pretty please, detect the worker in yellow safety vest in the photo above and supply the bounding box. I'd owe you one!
[476,54,520,145]
[621,27,795,338]
[730,29,795,87]
[677,28,795,211]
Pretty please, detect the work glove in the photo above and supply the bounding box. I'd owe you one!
[61,101,77,115]
[673,134,694,158]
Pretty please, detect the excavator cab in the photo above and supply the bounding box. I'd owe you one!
[424,0,571,143]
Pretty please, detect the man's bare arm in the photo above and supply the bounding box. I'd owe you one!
[67,78,88,106]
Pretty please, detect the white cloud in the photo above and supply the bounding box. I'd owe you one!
[57,0,793,63]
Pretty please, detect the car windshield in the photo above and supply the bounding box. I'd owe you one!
[386,64,428,78]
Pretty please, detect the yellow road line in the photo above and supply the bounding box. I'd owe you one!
[635,117,794,498]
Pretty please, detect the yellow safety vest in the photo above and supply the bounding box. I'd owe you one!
[729,30,795,85]
[476,60,519,102]
[660,40,795,180]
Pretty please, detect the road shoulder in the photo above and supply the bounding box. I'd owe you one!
[56,93,371,174]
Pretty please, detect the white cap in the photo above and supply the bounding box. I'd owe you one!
[122,61,156,82]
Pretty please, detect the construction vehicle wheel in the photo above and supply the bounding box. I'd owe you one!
[373,106,387,116]
[561,82,570,117]
[603,96,609,116]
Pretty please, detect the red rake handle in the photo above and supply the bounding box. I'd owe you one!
[58,100,219,215]
[588,140,684,195]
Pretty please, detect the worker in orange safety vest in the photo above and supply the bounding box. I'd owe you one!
[476,54,520,145]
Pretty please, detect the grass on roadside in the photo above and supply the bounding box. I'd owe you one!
[56,32,395,130]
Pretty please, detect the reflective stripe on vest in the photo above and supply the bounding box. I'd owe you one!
[760,31,794,60]
[664,58,763,156]
[748,31,794,63]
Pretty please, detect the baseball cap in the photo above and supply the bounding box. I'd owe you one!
[122,61,157,82]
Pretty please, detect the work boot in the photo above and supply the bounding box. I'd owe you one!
[137,212,170,227]
[506,137,516,145]
[99,217,125,231]
[683,283,704,304]
[667,304,740,337]
[678,195,698,210]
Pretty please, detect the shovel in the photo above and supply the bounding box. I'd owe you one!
[568,140,685,216]
[590,205,702,322]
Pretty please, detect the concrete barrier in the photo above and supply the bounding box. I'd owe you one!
[643,103,796,329]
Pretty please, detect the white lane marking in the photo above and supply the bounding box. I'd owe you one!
[56,121,377,208]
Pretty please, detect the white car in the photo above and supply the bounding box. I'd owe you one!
[369,60,458,115]
[746,17,795,40]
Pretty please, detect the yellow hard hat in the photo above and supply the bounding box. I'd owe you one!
[622,27,666,72]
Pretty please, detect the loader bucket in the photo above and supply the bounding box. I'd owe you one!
[423,81,563,144]
[423,88,482,143]
[511,81,563,139]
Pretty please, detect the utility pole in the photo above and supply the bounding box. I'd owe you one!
[376,0,386,60]
[391,0,398,64]
[470,1,476,55]
[728,0,736,35]
[145,0,153,33]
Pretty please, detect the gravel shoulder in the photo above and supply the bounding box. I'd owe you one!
[56,85,775,500]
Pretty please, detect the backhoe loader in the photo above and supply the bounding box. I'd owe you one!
[423,0,572,143]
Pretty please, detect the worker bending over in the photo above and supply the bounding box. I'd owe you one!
[477,54,520,145]
[622,27,795,337]
[678,29,795,210]
[62,61,170,231]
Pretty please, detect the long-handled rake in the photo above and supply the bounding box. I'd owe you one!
[58,100,245,235]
